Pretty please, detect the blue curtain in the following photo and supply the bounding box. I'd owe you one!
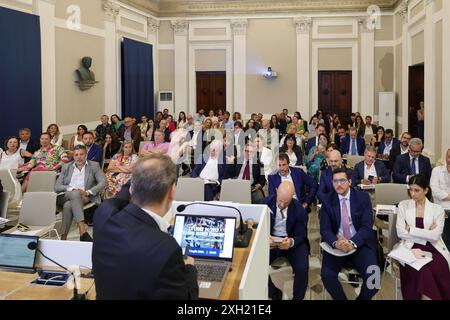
[0,7,42,144]
[121,38,154,120]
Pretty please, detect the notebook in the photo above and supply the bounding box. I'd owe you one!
[172,214,236,299]
[0,234,39,273]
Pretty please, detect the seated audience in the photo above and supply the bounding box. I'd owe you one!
[340,127,366,156]
[333,126,347,149]
[194,108,206,123]
[177,112,187,129]
[305,134,328,181]
[280,134,303,167]
[95,115,115,144]
[377,128,399,160]
[371,126,385,148]
[83,132,102,163]
[103,132,121,169]
[143,119,154,141]
[69,125,87,151]
[55,145,106,241]
[19,128,39,162]
[357,115,377,138]
[47,123,63,146]
[354,115,364,135]
[140,129,170,156]
[139,115,149,139]
[263,181,309,300]
[396,175,450,300]
[117,117,142,152]
[352,146,391,187]
[191,140,227,201]
[320,168,379,300]
[280,124,302,146]
[221,111,234,130]
[111,114,124,131]
[389,131,412,170]
[305,124,326,154]
[0,136,32,170]
[268,153,318,212]
[393,138,432,184]
[105,141,138,198]
[255,135,276,178]
[158,119,171,142]
[166,115,177,133]
[318,150,351,202]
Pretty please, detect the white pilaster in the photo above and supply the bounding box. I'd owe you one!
[441,0,450,162]
[103,0,120,117]
[294,17,312,121]
[423,0,436,162]
[171,20,188,115]
[398,3,409,134]
[359,17,375,118]
[231,19,248,116]
[33,0,56,129]
[147,17,159,112]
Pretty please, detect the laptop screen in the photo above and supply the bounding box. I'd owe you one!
[0,234,38,272]
[173,214,236,261]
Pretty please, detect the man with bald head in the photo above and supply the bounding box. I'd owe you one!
[318,149,353,202]
[263,181,309,300]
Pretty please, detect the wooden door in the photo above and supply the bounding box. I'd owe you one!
[318,71,352,127]
[196,71,226,113]
[408,65,424,137]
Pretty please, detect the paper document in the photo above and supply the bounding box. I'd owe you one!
[358,184,376,190]
[388,246,433,271]
[376,205,397,216]
[320,242,356,257]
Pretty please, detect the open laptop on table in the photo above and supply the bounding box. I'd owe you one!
[172,214,236,299]
[0,234,39,273]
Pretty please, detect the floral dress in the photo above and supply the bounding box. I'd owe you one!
[105,154,138,197]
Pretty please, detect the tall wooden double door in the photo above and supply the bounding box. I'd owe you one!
[196,71,226,113]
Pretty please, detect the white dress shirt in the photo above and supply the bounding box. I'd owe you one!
[273,206,288,237]
[287,152,297,167]
[382,140,393,155]
[400,145,409,155]
[20,140,29,151]
[258,147,275,177]
[68,162,87,191]
[278,169,298,200]
[200,157,219,183]
[338,190,357,238]
[363,162,378,180]
[430,165,450,209]
[365,126,373,135]
[141,207,170,232]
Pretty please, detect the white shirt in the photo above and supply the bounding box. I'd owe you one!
[430,165,450,209]
[365,125,373,135]
[337,191,356,238]
[258,147,275,177]
[287,152,297,167]
[273,205,288,237]
[20,140,29,151]
[200,157,219,183]
[234,131,242,146]
[0,149,23,170]
[141,207,170,232]
[278,169,298,200]
[190,130,200,149]
[68,162,87,191]
[400,145,409,155]
[383,140,393,155]
[363,162,378,180]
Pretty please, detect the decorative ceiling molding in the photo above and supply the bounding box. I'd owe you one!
[125,0,400,17]
[147,16,160,33]
[171,19,189,35]
[103,0,121,21]
[230,18,248,35]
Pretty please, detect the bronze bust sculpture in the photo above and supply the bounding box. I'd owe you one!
[75,56,98,90]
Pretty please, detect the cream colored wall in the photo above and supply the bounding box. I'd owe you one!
[117,30,147,42]
[55,0,104,29]
[374,47,394,118]
[318,48,352,70]
[435,20,443,159]
[375,15,394,41]
[435,0,443,12]
[411,31,424,65]
[395,13,402,39]
[410,1,424,20]
[395,44,402,131]
[195,50,225,71]
[318,25,353,34]
[158,20,173,44]
[120,16,145,32]
[0,0,31,11]
[194,28,227,36]
[55,28,104,126]
[246,19,296,114]
[158,50,175,91]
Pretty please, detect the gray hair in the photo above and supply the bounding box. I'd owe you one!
[365,146,377,154]
[130,153,177,206]
[73,145,87,152]
[409,138,423,147]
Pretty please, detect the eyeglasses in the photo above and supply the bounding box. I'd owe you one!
[332,178,348,185]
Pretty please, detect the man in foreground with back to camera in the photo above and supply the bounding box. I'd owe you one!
[93,154,199,299]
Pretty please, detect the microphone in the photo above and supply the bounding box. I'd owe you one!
[27,242,86,300]
[176,202,252,248]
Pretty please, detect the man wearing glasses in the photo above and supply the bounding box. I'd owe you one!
[320,168,378,300]
[393,138,432,184]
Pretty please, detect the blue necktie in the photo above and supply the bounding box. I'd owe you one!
[411,158,416,175]
[351,139,357,155]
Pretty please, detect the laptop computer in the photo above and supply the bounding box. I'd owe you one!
[0,234,39,273]
[172,214,236,299]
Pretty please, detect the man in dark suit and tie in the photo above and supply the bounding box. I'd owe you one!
[352,146,391,187]
[393,137,432,184]
[263,181,309,300]
[232,142,266,203]
[340,127,366,156]
[318,150,353,202]
[333,126,347,149]
[320,168,379,300]
[305,123,326,154]
[82,132,103,163]
[19,128,39,163]
[268,153,318,212]
[93,153,199,299]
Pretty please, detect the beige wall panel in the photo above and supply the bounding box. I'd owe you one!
[410,1,424,20]
[55,0,104,30]
[0,0,32,11]
[55,28,104,126]
[435,20,443,158]
[318,25,353,34]
[118,31,147,42]
[395,13,402,39]
[374,47,394,118]
[411,31,424,65]
[246,19,296,114]
[435,0,443,13]
[395,44,403,119]
[195,50,226,71]
[318,48,352,70]
[158,20,173,44]
[194,28,227,36]
[120,16,145,32]
[158,50,174,92]
[375,15,394,41]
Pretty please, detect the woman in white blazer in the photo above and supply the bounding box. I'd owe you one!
[396,174,450,300]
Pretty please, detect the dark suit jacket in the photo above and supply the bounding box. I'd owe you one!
[320,189,376,252]
[232,161,266,188]
[389,146,404,171]
[263,195,309,249]
[93,201,198,300]
[87,144,103,163]
[23,139,39,163]
[318,166,354,202]
[268,167,318,206]
[305,136,318,155]
[117,125,142,152]
[279,146,303,166]
[392,153,432,183]
[357,124,377,138]
[377,138,400,156]
[340,136,366,156]
[334,134,347,149]
[351,160,391,187]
